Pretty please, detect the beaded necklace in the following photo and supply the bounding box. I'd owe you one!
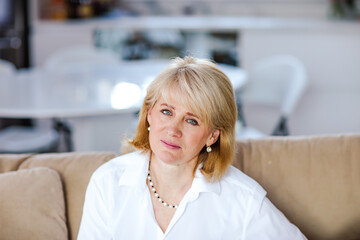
[147,171,179,209]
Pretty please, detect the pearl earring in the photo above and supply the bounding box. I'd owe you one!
[147,127,150,131]
[206,146,212,153]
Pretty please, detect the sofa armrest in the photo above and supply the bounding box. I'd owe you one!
[18,152,116,240]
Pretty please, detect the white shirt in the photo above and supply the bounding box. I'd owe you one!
[78,151,306,240]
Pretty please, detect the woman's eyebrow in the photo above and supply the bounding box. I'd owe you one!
[186,112,200,119]
[160,103,200,119]
[160,103,175,109]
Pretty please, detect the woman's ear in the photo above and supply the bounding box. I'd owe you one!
[147,108,152,125]
[207,129,220,146]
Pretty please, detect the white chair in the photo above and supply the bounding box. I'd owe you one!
[43,45,119,71]
[42,45,121,88]
[0,125,60,153]
[0,58,16,77]
[237,55,307,139]
[41,46,121,151]
[0,59,60,153]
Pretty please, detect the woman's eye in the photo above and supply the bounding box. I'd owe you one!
[161,109,172,116]
[187,119,198,126]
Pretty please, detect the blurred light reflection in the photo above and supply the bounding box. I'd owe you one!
[111,82,142,109]
[142,76,156,96]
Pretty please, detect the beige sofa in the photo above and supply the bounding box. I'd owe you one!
[0,134,359,240]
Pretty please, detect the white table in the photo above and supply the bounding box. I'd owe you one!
[0,60,247,152]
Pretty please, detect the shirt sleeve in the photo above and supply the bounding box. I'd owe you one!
[77,174,112,240]
[243,196,307,240]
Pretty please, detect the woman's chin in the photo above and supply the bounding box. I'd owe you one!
[153,150,183,165]
[157,152,179,164]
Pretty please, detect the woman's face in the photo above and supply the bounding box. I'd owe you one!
[147,93,219,167]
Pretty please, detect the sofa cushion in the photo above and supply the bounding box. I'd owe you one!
[0,167,67,240]
[18,151,116,240]
[234,134,360,240]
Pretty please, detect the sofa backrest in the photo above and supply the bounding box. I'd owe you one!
[233,134,360,240]
[2,134,359,239]
[0,153,32,173]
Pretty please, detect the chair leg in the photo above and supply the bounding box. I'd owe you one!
[236,93,247,127]
[53,119,74,152]
[272,116,290,136]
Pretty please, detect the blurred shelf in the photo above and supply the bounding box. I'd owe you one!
[33,16,360,34]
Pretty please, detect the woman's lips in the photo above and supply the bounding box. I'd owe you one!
[161,140,181,150]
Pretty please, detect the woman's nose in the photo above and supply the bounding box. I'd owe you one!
[167,119,182,138]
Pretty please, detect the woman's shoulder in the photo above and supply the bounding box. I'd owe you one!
[90,151,147,180]
[220,166,267,201]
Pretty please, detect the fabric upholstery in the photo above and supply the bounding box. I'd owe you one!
[18,152,116,240]
[0,167,67,240]
[234,134,360,240]
[0,154,32,173]
[119,139,138,155]
[1,134,359,240]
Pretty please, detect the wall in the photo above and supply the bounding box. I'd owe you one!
[28,0,360,151]
[32,18,360,141]
[241,27,360,135]
[118,0,329,19]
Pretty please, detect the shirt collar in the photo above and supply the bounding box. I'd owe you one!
[117,152,220,195]
[191,166,221,195]
[118,151,149,191]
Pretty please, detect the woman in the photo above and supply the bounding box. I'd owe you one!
[78,57,306,239]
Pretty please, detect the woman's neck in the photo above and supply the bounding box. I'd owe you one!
[149,153,196,201]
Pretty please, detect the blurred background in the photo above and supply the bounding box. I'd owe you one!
[0,0,359,153]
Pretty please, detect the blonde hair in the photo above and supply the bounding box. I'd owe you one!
[129,56,237,182]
